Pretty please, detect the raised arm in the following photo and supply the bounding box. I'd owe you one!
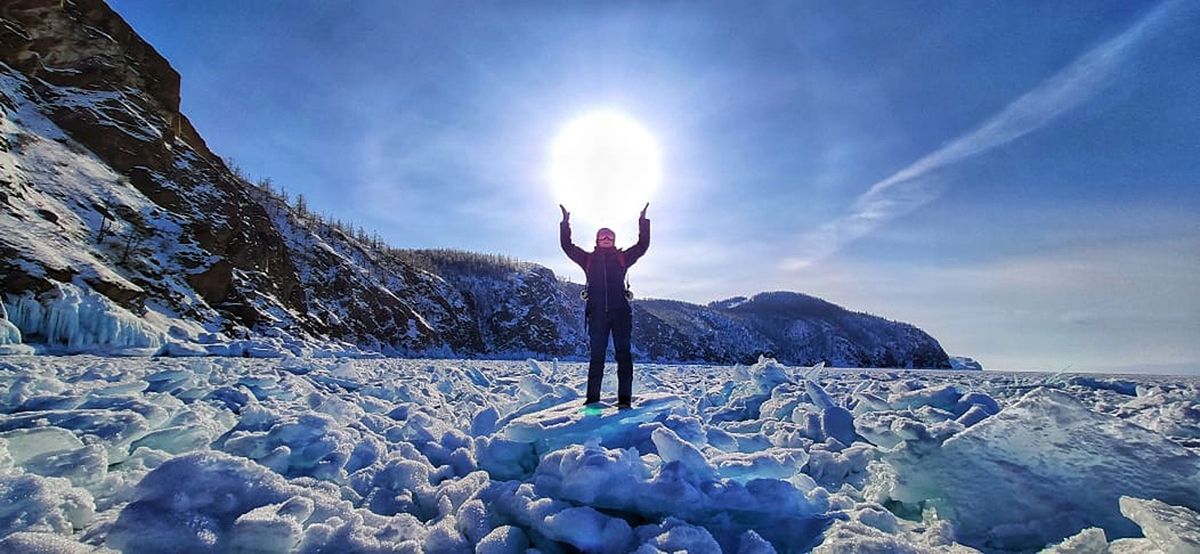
[624,203,651,266]
[559,204,588,268]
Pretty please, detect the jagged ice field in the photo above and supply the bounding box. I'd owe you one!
[0,355,1197,553]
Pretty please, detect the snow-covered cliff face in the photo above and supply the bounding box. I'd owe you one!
[950,356,985,371]
[0,0,953,368]
[0,0,451,357]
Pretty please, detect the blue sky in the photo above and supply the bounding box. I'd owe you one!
[107,1,1199,373]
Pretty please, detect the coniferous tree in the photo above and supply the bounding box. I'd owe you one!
[294,193,308,216]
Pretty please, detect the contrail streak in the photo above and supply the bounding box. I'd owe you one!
[783,0,1185,270]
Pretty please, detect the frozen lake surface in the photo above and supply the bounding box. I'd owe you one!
[0,355,1197,553]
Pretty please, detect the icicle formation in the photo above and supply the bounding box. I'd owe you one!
[0,300,35,355]
[3,282,162,352]
[0,300,23,344]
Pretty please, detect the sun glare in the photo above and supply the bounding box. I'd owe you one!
[549,110,661,227]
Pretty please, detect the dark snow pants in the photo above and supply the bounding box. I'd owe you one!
[586,305,633,404]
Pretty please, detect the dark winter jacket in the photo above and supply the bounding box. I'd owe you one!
[561,218,650,314]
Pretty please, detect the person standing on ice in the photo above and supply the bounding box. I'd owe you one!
[559,202,650,408]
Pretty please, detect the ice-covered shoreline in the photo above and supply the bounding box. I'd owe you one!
[0,355,1197,552]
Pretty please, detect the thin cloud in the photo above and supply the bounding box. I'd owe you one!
[783,0,1184,270]
[778,235,1200,370]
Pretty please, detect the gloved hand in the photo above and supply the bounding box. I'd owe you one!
[639,202,649,222]
[559,204,570,223]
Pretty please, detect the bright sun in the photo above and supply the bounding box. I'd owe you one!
[549,110,661,227]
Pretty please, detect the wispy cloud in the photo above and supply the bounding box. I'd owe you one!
[783,0,1184,270]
